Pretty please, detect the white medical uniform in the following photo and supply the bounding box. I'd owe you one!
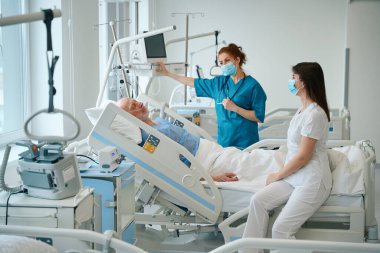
[240,103,332,253]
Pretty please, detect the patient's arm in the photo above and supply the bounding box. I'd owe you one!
[212,172,239,182]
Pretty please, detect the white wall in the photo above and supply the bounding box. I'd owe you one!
[148,0,348,112]
[347,0,380,153]
[61,0,99,141]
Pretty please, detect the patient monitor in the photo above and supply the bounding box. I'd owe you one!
[129,33,184,77]
[142,33,167,63]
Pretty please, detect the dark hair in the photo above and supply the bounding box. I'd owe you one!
[218,43,247,67]
[292,62,330,121]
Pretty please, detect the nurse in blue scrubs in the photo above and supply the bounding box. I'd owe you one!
[157,43,267,149]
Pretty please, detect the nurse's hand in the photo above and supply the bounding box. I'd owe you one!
[222,98,238,112]
[156,62,169,76]
[212,172,239,182]
[266,172,280,185]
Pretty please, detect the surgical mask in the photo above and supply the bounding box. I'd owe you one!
[221,62,237,76]
[288,79,299,95]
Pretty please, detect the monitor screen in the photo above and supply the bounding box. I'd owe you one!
[144,33,167,59]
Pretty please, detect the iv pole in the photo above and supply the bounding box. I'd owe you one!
[109,20,131,98]
[95,18,132,99]
[171,12,204,105]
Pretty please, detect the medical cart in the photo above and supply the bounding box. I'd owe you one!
[80,161,136,244]
[0,187,96,250]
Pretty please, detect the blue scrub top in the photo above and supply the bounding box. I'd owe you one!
[194,75,266,149]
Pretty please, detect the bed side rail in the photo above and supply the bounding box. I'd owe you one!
[88,103,222,224]
[163,106,214,140]
[137,93,167,118]
[243,139,287,152]
[137,93,214,140]
[0,225,146,253]
[259,108,351,140]
[356,140,377,229]
[219,205,365,244]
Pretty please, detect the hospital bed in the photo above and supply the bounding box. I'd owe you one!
[259,108,350,140]
[209,238,380,253]
[86,100,378,245]
[137,93,214,141]
[0,224,146,253]
[218,139,378,243]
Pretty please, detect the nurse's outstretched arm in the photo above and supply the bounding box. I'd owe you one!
[156,62,195,87]
[266,136,317,185]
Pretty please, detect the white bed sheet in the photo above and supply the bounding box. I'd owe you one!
[217,187,363,213]
[197,141,365,197]
[160,143,366,213]
[161,187,363,213]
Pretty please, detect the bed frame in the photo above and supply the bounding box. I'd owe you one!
[0,225,145,252]
[209,237,380,253]
[219,139,377,243]
[87,97,377,245]
[259,108,351,140]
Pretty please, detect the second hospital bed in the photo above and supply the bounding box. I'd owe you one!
[86,100,378,244]
[258,107,351,140]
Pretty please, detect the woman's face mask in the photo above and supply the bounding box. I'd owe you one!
[288,79,299,95]
[221,62,237,76]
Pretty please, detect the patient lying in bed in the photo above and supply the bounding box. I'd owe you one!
[117,98,283,184]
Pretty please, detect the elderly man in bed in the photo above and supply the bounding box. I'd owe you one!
[116,98,282,184]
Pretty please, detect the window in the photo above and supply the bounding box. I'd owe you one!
[0,0,28,146]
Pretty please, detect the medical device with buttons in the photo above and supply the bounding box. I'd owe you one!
[129,32,185,77]
[0,141,82,200]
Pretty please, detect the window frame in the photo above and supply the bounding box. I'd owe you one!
[0,0,30,147]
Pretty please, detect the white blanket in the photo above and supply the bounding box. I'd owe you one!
[196,139,365,196]
[196,139,285,192]
[0,235,58,253]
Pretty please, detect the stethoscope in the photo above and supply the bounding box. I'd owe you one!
[216,74,246,105]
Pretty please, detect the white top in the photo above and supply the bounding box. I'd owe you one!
[284,103,332,189]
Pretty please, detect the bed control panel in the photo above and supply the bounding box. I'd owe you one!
[143,134,160,153]
[173,119,184,128]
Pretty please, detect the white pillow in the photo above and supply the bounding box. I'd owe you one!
[111,114,142,144]
[328,148,365,195]
[85,107,104,125]
[85,103,142,144]
[85,100,114,125]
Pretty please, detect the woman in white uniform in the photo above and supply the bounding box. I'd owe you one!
[240,62,332,253]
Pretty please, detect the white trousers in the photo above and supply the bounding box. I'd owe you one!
[240,180,331,253]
